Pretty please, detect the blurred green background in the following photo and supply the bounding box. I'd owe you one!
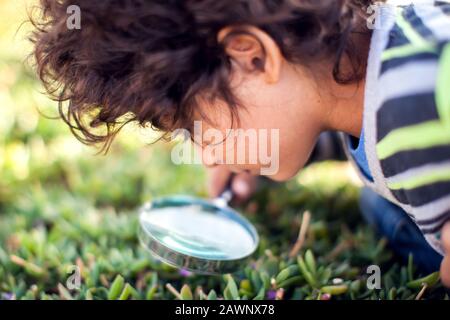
[0,0,447,300]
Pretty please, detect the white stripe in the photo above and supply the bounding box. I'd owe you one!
[386,160,450,185]
[410,194,450,221]
[379,60,438,102]
[414,3,450,40]
[418,212,450,230]
[385,161,450,228]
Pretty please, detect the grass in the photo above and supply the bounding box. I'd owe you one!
[0,0,448,300]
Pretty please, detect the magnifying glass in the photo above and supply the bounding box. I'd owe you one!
[138,176,259,275]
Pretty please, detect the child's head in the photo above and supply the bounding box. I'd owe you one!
[32,0,375,180]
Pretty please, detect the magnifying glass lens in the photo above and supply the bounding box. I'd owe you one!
[138,196,259,274]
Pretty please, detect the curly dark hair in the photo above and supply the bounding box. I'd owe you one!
[31,0,377,153]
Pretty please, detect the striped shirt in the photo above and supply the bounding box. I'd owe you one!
[342,1,450,254]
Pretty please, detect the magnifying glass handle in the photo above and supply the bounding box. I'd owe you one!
[214,173,235,207]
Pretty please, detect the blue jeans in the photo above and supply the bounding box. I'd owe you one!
[359,188,443,274]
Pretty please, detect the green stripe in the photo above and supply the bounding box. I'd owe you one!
[436,43,450,125]
[381,43,437,62]
[395,8,429,46]
[376,121,450,160]
[388,168,450,190]
[381,8,438,62]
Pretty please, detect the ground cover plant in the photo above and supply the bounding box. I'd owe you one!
[0,0,448,300]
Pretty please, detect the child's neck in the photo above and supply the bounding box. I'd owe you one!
[324,77,366,138]
[320,32,371,138]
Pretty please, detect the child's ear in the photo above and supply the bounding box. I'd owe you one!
[217,26,282,84]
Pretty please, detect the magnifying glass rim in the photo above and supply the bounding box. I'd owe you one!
[138,195,259,275]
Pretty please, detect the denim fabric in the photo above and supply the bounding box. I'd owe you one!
[359,187,443,274]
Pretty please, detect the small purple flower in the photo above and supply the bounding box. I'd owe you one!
[179,268,193,277]
[266,290,277,300]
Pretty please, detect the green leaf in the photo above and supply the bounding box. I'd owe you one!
[277,276,303,289]
[253,287,265,300]
[388,287,397,300]
[305,250,317,275]
[350,280,361,293]
[275,265,300,284]
[260,272,270,290]
[321,285,348,296]
[407,254,414,282]
[146,285,157,300]
[250,270,262,291]
[224,275,240,300]
[149,272,158,288]
[207,290,217,300]
[130,259,149,273]
[223,287,233,300]
[297,255,317,288]
[407,272,440,289]
[108,275,124,300]
[180,284,193,300]
[119,283,138,300]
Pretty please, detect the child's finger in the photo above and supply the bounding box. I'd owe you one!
[207,166,233,198]
[231,172,257,201]
[440,255,450,288]
[442,221,450,253]
[440,222,450,288]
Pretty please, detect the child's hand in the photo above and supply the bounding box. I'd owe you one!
[441,222,450,287]
[207,166,257,203]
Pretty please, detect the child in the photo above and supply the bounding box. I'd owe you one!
[31,0,450,286]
